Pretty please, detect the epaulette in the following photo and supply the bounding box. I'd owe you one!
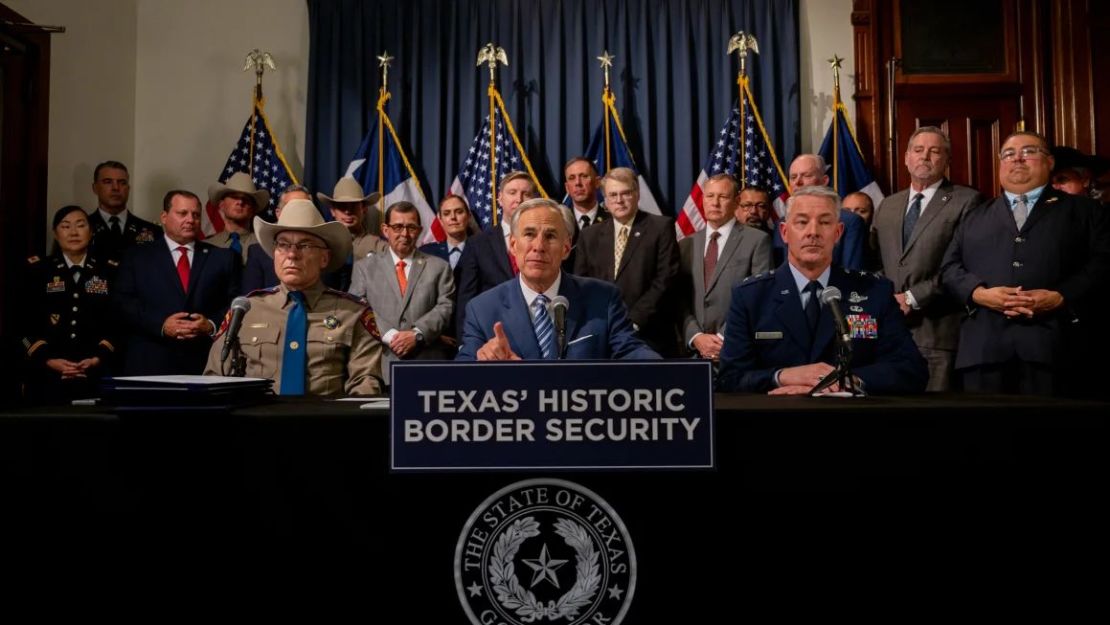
[27,255,41,265]
[246,286,280,297]
[740,270,775,286]
[359,307,382,341]
[326,287,369,306]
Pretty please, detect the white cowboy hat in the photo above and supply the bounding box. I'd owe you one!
[255,199,352,273]
[317,176,382,206]
[207,171,271,210]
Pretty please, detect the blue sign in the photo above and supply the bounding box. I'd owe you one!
[390,361,715,470]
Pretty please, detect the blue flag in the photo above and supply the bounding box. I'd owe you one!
[818,102,884,207]
[572,92,662,215]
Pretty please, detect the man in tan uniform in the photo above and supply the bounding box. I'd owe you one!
[205,198,384,396]
[317,176,389,291]
[206,172,270,264]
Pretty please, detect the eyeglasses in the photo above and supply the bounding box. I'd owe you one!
[274,240,328,253]
[385,224,422,234]
[738,202,769,210]
[1000,146,1049,162]
[605,190,636,201]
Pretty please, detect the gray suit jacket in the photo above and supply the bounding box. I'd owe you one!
[349,248,455,382]
[873,179,983,350]
[679,223,772,348]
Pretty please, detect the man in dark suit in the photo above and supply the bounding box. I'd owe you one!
[873,127,983,390]
[574,167,680,356]
[941,131,1110,396]
[86,161,162,261]
[718,186,927,395]
[114,190,241,375]
[778,154,867,270]
[563,157,610,272]
[457,198,658,361]
[680,173,772,360]
[455,171,538,334]
[243,184,312,293]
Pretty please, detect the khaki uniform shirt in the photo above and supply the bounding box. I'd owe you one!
[207,230,257,264]
[204,280,384,396]
[352,232,389,261]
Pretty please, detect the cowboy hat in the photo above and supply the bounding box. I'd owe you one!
[255,199,352,273]
[208,171,271,210]
[317,176,382,206]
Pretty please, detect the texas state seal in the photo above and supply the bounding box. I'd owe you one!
[455,478,636,624]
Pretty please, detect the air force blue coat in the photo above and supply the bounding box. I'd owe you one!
[456,272,660,361]
[717,264,928,394]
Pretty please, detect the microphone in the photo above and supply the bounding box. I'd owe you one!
[550,295,569,359]
[220,296,252,362]
[818,286,852,347]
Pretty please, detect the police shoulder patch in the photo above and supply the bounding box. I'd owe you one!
[359,307,382,340]
[215,309,233,338]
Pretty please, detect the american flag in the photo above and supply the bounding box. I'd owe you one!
[449,91,546,230]
[677,82,789,239]
[204,100,298,237]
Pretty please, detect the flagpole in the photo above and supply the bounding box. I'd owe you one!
[478,43,508,226]
[829,55,845,194]
[728,32,759,187]
[598,51,615,171]
[243,48,276,180]
[377,52,394,208]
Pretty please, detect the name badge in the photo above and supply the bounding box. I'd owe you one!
[846,314,878,339]
[754,331,783,340]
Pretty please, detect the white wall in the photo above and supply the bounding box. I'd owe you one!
[798,0,855,154]
[132,0,308,219]
[6,0,138,227]
[17,0,852,232]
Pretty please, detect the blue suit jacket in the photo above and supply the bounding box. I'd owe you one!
[114,241,241,375]
[242,243,279,294]
[455,228,515,334]
[717,263,928,394]
[772,209,866,270]
[456,273,660,361]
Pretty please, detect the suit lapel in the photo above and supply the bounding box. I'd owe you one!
[187,243,211,302]
[492,232,513,278]
[903,181,951,256]
[597,221,616,280]
[501,282,541,359]
[402,253,427,312]
[558,274,582,354]
[1020,188,1059,234]
[616,211,646,278]
[810,272,842,362]
[690,230,706,298]
[772,269,811,354]
[708,227,742,294]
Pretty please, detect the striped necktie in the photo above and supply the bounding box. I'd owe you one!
[532,294,556,360]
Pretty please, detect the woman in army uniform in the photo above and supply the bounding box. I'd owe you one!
[23,205,118,402]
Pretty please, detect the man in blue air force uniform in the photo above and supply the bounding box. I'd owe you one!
[717,186,928,394]
[456,198,659,361]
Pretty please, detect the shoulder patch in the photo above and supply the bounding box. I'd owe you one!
[359,307,382,340]
[27,255,40,265]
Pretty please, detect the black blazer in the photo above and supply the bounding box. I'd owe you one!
[242,243,279,294]
[574,210,681,356]
[114,240,241,375]
[87,210,162,261]
[941,187,1110,369]
[455,228,515,335]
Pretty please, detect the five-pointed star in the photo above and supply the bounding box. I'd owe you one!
[522,543,568,589]
[597,50,615,69]
[828,54,844,70]
[467,582,483,597]
[377,51,394,68]
[608,584,624,600]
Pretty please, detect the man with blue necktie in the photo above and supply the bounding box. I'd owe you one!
[206,172,269,264]
[204,199,384,395]
[456,198,658,361]
[717,186,927,395]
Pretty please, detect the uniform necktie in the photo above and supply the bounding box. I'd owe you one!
[280,290,307,395]
[109,215,123,239]
[704,231,720,290]
[175,246,190,291]
[614,226,629,275]
[579,215,591,231]
[1012,194,1028,230]
[70,265,82,284]
[532,294,556,360]
[229,231,242,255]
[804,280,822,334]
[396,259,408,294]
[902,192,923,248]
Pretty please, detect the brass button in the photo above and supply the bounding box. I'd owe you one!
[70,333,76,339]
[72,306,79,312]
[289,341,300,350]
[251,336,258,344]
[326,335,334,342]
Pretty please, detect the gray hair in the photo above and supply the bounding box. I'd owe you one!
[785,185,841,219]
[906,126,951,153]
[793,153,827,173]
[510,198,573,239]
